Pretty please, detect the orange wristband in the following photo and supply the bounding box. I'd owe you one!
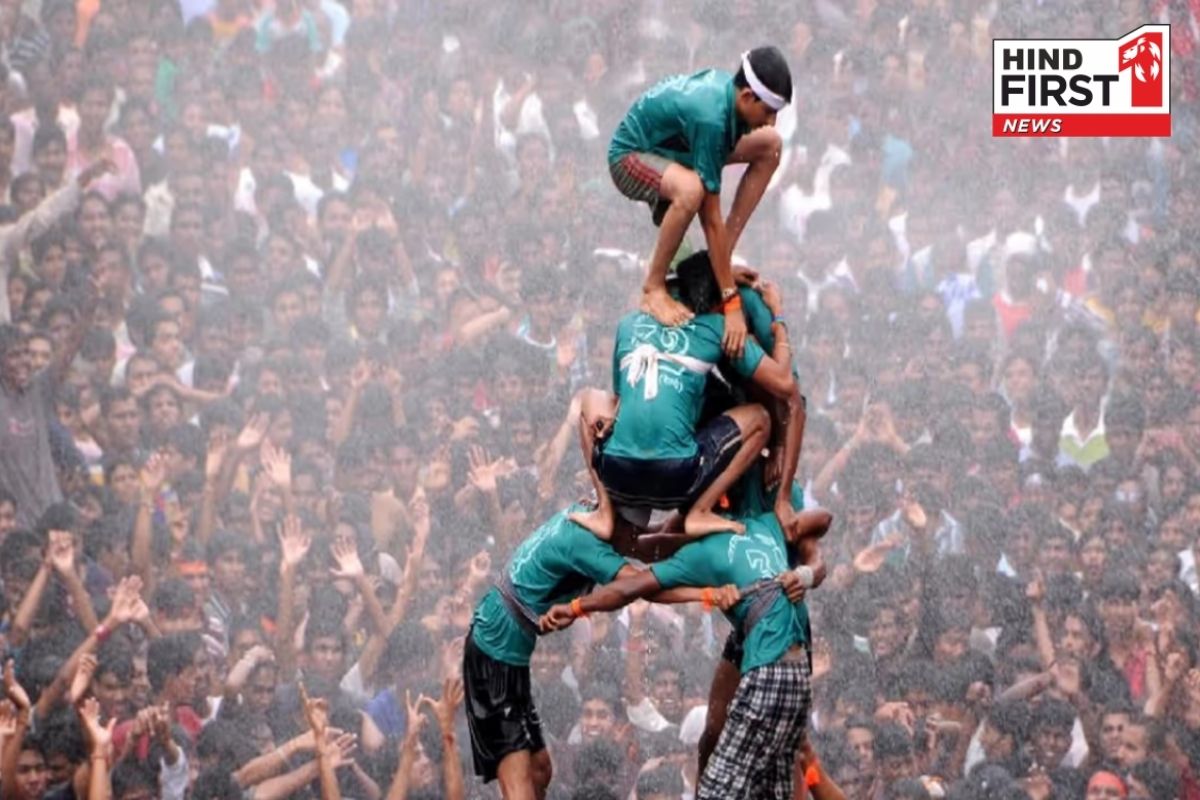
[701,587,715,612]
[723,294,743,313]
[570,597,587,618]
[804,760,821,788]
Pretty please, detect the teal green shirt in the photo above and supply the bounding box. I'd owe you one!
[609,70,748,193]
[605,311,764,461]
[740,287,776,350]
[651,512,808,673]
[732,462,806,518]
[471,506,628,667]
[738,286,800,383]
[720,287,802,514]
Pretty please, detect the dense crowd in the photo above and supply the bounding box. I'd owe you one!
[0,0,1198,798]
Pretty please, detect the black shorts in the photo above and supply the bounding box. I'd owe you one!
[594,414,742,510]
[462,629,546,782]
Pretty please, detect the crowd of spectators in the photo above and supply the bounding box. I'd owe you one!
[0,0,1198,798]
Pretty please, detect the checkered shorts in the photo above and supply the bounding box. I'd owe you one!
[697,657,813,800]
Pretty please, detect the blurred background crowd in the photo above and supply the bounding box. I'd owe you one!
[0,0,1199,798]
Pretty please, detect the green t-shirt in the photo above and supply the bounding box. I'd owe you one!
[471,506,628,667]
[609,70,748,193]
[740,286,776,350]
[651,512,808,673]
[605,311,765,461]
[738,286,801,383]
[731,461,806,519]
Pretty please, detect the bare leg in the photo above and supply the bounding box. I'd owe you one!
[531,750,553,800]
[699,656,741,777]
[641,164,705,327]
[569,390,618,540]
[684,404,771,537]
[496,751,538,800]
[724,126,784,254]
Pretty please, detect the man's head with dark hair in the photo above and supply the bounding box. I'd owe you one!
[1097,569,1141,603]
[1118,714,1161,770]
[152,578,202,634]
[874,722,916,785]
[196,719,258,773]
[1029,697,1075,769]
[37,707,86,786]
[206,529,249,600]
[733,45,792,111]
[34,502,78,540]
[111,759,159,800]
[1098,702,1135,764]
[147,633,199,705]
[1059,602,1107,660]
[1103,393,1146,466]
[92,641,134,720]
[1128,759,1179,800]
[577,680,622,744]
[1029,383,1069,458]
[573,739,626,789]
[571,785,621,800]
[635,762,686,799]
[302,614,347,687]
[672,250,721,314]
[885,778,932,800]
[979,699,1028,765]
[192,768,243,800]
[10,731,48,798]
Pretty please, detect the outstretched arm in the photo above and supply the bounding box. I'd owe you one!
[542,569,663,631]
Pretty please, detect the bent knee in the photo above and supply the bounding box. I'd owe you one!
[532,750,553,786]
[744,404,771,435]
[666,170,705,214]
[800,508,834,535]
[675,185,704,215]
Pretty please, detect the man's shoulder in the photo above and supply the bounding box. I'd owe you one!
[644,69,727,95]
[519,506,598,554]
[665,529,743,573]
[619,311,722,349]
[684,313,726,349]
[616,310,646,332]
[677,69,734,100]
[743,511,784,540]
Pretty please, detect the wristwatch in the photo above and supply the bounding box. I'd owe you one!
[721,286,737,302]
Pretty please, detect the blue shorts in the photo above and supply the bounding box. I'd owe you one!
[594,414,743,511]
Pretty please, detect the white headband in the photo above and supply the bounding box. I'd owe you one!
[741,51,788,111]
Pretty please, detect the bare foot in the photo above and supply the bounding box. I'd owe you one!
[641,287,693,327]
[570,508,615,541]
[684,510,746,537]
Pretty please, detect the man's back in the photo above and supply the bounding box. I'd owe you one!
[472,505,628,667]
[606,310,762,461]
[651,512,806,672]
[609,69,741,193]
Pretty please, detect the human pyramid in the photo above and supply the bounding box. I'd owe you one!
[464,46,844,800]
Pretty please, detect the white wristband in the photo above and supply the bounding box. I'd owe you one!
[794,565,815,589]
